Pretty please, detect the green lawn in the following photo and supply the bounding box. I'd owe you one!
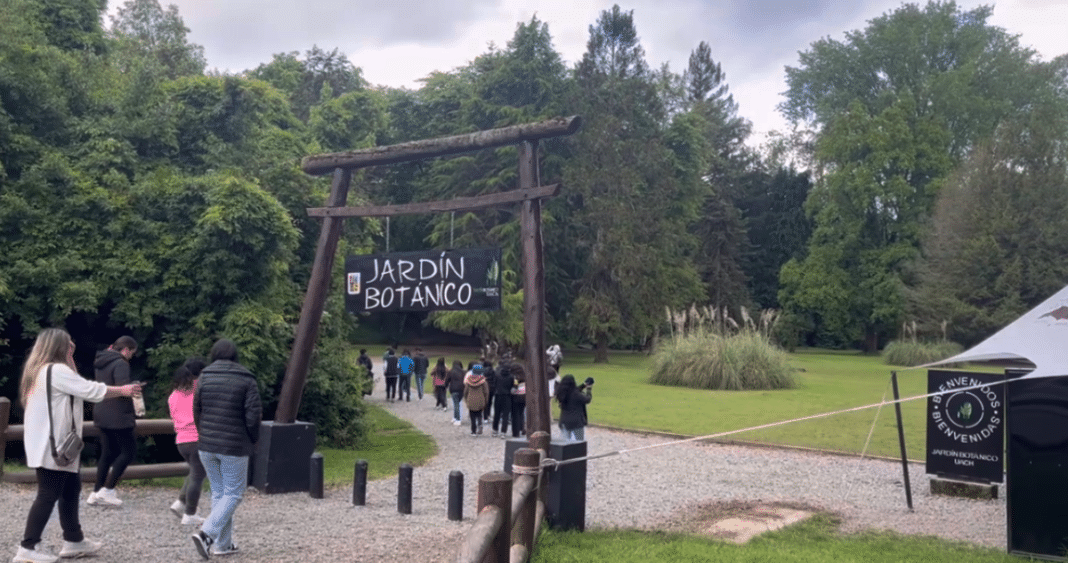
[532,514,1019,563]
[558,348,935,460]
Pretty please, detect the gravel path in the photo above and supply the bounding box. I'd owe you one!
[1,385,1007,562]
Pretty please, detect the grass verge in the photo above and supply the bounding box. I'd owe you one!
[532,514,1018,563]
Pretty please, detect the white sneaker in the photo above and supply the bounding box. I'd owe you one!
[58,539,102,559]
[170,500,186,519]
[85,491,100,506]
[12,546,58,563]
[210,544,239,556]
[96,488,122,507]
[181,514,205,526]
[452,420,461,426]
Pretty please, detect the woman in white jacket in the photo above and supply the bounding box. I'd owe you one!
[14,328,141,563]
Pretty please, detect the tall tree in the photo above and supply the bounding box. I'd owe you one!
[565,5,704,361]
[681,42,754,313]
[248,46,367,122]
[108,0,206,79]
[777,1,1043,350]
[912,57,1068,345]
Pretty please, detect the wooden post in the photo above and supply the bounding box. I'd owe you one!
[518,141,549,438]
[528,431,551,512]
[477,472,512,563]
[276,167,352,423]
[0,397,9,480]
[512,449,540,553]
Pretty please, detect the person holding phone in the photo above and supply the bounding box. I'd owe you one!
[554,374,593,442]
[88,336,139,508]
[15,328,141,563]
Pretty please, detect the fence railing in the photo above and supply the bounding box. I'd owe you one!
[0,396,188,483]
[457,431,551,563]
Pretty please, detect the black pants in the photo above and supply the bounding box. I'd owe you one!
[398,374,411,400]
[511,398,526,437]
[483,394,493,421]
[176,441,206,514]
[385,376,397,399]
[95,427,136,491]
[22,467,84,549]
[469,410,483,434]
[434,386,447,408]
[492,394,511,433]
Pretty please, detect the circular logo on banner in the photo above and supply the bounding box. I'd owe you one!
[931,377,1001,444]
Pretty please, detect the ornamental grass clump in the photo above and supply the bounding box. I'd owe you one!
[882,340,964,367]
[882,319,964,367]
[649,330,797,391]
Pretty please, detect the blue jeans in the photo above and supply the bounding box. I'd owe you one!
[559,425,585,442]
[398,373,412,400]
[199,451,248,551]
[414,373,426,399]
[451,392,463,422]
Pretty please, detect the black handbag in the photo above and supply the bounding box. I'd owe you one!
[46,364,84,467]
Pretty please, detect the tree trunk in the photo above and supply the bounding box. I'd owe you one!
[594,332,609,363]
[864,327,879,354]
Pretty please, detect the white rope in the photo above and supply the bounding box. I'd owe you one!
[840,376,892,503]
[544,376,1008,468]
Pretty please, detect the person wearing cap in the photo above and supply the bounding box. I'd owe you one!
[554,374,593,442]
[463,364,489,436]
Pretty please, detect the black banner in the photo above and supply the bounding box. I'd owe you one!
[345,248,501,313]
[925,370,1005,483]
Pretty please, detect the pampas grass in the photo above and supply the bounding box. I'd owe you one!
[649,330,797,391]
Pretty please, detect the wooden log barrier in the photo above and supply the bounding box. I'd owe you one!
[3,418,187,484]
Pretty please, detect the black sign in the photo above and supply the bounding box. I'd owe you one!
[345,248,501,313]
[925,370,1005,483]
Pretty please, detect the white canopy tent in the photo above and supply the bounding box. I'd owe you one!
[924,284,1068,379]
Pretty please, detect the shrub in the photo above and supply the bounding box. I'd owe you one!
[649,331,797,390]
[882,340,964,367]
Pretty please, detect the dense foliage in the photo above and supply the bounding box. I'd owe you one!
[1,0,1064,444]
[779,1,1067,350]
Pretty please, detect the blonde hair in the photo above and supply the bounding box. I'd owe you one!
[20,328,76,407]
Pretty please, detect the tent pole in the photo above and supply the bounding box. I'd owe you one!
[891,371,914,511]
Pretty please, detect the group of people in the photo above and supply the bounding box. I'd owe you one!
[13,328,261,563]
[375,343,594,443]
[356,346,431,402]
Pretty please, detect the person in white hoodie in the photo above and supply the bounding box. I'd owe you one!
[14,328,141,563]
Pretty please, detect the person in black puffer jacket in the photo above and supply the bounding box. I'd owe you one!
[190,339,262,560]
[88,336,139,507]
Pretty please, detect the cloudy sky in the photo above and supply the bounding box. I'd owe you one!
[112,0,1068,147]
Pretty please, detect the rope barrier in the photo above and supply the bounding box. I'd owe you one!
[540,376,1010,469]
[841,377,892,503]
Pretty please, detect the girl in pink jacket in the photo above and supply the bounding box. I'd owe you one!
[168,357,207,525]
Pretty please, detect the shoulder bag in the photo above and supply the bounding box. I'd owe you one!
[47,364,84,467]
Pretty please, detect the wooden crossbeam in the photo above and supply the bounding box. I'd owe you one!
[306,184,559,218]
[300,116,581,175]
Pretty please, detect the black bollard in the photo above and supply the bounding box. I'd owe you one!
[309,452,324,499]
[448,470,463,521]
[398,463,413,514]
[353,459,368,506]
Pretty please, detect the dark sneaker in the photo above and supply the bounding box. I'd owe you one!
[191,531,213,560]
